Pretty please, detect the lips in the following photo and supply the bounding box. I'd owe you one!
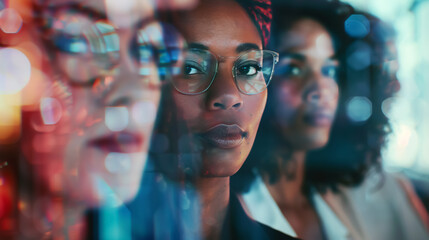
[303,110,335,126]
[199,124,247,149]
[89,132,144,153]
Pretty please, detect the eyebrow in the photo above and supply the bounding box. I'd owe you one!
[187,42,261,53]
[48,3,106,20]
[188,42,209,51]
[280,52,306,61]
[236,43,260,53]
[280,52,339,62]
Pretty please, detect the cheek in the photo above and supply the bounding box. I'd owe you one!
[172,92,203,126]
[273,82,302,124]
[69,88,102,131]
[333,83,340,101]
[276,81,302,107]
[244,92,267,137]
[328,81,340,110]
[64,134,88,174]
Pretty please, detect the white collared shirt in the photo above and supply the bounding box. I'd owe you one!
[240,175,349,240]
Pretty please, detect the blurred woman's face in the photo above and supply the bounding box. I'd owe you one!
[35,0,175,206]
[171,0,267,177]
[272,18,339,150]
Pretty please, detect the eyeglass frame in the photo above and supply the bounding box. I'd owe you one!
[35,4,185,89]
[173,48,280,96]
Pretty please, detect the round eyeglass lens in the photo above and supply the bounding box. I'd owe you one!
[173,49,217,94]
[235,50,276,94]
[49,10,120,84]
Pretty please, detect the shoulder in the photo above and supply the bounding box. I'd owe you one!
[227,193,299,240]
[325,170,429,239]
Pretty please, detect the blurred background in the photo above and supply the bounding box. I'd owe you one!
[341,0,429,180]
[0,0,428,236]
[340,0,429,209]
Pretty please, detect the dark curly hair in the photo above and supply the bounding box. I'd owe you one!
[305,11,398,191]
[232,1,399,193]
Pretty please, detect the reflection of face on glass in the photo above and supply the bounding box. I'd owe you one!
[34,1,184,206]
[170,0,273,178]
[272,18,339,150]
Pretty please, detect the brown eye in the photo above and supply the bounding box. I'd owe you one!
[184,61,205,75]
[236,63,261,77]
[288,65,302,76]
[321,65,338,80]
[275,63,303,78]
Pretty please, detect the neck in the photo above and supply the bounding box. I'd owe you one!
[264,150,308,208]
[194,177,230,240]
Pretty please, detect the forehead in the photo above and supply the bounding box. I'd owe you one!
[43,0,103,11]
[42,0,155,27]
[278,18,333,53]
[174,0,262,54]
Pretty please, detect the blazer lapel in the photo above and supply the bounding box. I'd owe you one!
[321,189,366,240]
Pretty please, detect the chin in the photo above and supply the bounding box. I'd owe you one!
[77,178,141,207]
[286,133,330,151]
[199,148,247,178]
[306,140,329,150]
[303,132,331,150]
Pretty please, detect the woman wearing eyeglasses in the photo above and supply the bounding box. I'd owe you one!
[18,0,187,238]
[151,0,297,239]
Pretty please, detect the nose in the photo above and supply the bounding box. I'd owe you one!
[206,64,243,111]
[304,70,338,105]
[101,30,160,107]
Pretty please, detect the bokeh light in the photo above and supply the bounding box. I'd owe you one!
[105,107,129,132]
[105,152,132,174]
[344,14,370,38]
[0,48,31,94]
[0,93,21,144]
[344,0,429,176]
[132,101,157,125]
[346,96,372,122]
[381,96,396,119]
[40,98,62,125]
[347,41,371,70]
[0,8,23,34]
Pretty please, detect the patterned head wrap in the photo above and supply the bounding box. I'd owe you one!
[237,0,272,47]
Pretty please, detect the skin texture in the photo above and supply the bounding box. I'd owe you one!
[264,18,339,240]
[20,1,171,238]
[19,0,190,238]
[173,1,266,178]
[170,0,267,239]
[273,18,339,150]
[37,0,164,207]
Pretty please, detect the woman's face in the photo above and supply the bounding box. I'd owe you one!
[172,0,267,177]
[272,18,339,150]
[35,0,172,206]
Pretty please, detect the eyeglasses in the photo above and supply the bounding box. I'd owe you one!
[172,48,279,95]
[39,6,184,87]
